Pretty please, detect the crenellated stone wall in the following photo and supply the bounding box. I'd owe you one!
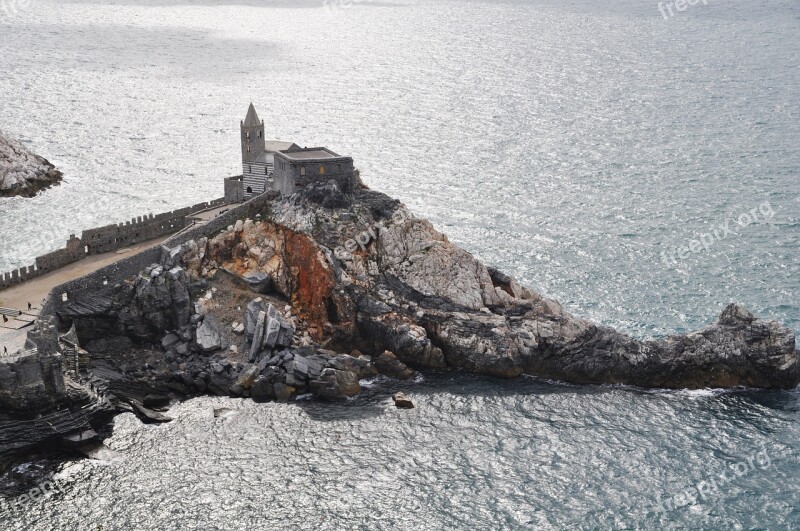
[30,191,277,344]
[0,197,228,290]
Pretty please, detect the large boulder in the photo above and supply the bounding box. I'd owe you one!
[273,383,296,402]
[374,351,415,380]
[245,298,269,339]
[246,301,295,359]
[310,368,361,400]
[285,353,325,388]
[195,315,223,352]
[326,353,377,380]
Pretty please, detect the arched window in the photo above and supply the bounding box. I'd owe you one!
[246,131,251,139]
[247,146,251,153]
[247,186,253,194]
[257,130,262,138]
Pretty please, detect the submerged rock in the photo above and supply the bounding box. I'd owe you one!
[213,407,235,419]
[392,392,414,409]
[143,394,171,410]
[128,400,172,424]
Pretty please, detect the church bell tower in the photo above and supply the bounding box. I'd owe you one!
[241,103,265,163]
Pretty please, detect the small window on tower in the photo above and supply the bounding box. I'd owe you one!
[319,165,326,175]
[258,131,262,138]
[247,146,251,153]
[248,165,252,173]
[246,131,251,139]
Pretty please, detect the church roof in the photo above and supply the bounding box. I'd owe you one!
[277,147,348,161]
[243,103,261,127]
[265,141,299,153]
[281,149,340,160]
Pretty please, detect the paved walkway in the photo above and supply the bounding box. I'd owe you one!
[0,203,234,357]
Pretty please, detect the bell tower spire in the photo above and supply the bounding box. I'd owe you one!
[241,103,265,163]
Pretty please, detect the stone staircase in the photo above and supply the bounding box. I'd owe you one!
[58,337,111,406]
[59,339,80,375]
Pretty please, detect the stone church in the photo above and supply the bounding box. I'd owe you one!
[236,103,358,200]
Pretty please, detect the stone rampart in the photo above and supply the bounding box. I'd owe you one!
[0,197,227,290]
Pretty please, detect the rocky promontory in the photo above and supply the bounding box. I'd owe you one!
[0,130,62,198]
[1,181,798,481]
[49,182,800,397]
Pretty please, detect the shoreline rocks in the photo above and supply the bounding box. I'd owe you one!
[0,130,63,198]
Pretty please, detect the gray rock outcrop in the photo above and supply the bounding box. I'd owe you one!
[263,183,799,389]
[246,301,294,361]
[0,130,63,197]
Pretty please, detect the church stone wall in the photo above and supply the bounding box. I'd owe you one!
[273,156,357,195]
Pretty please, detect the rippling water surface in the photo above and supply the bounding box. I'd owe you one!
[4,376,800,529]
[0,0,798,528]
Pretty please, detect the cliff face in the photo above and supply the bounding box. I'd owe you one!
[0,352,66,412]
[0,348,114,474]
[0,130,62,198]
[255,184,799,389]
